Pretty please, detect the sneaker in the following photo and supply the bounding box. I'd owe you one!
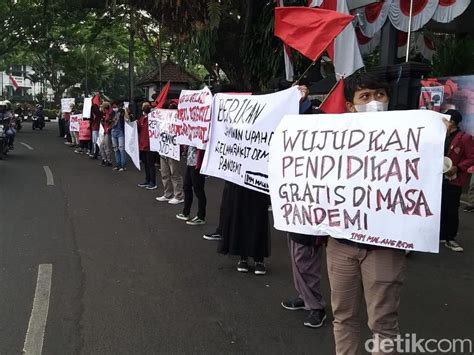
[237,260,249,273]
[445,240,464,252]
[137,181,150,188]
[112,166,120,171]
[145,184,158,190]
[168,198,184,205]
[118,168,126,172]
[74,148,83,154]
[464,206,474,212]
[156,195,171,202]
[439,239,446,244]
[303,309,327,328]
[281,297,306,311]
[254,262,267,275]
[106,161,113,167]
[176,213,190,221]
[100,160,107,166]
[203,233,222,241]
[186,217,206,226]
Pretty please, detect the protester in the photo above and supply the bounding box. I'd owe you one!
[176,146,207,225]
[324,72,406,354]
[90,103,101,159]
[281,88,327,328]
[110,102,127,171]
[155,154,184,204]
[464,173,474,212]
[215,181,270,275]
[135,102,158,189]
[99,101,113,167]
[440,109,474,252]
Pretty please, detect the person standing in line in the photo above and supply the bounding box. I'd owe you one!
[110,102,127,171]
[281,86,327,328]
[89,104,101,159]
[135,102,158,189]
[326,72,405,355]
[176,146,207,225]
[99,101,113,167]
[440,109,474,252]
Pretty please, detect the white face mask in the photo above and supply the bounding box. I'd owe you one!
[354,100,388,112]
[113,108,118,112]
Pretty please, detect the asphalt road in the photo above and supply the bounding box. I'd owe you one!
[0,123,473,355]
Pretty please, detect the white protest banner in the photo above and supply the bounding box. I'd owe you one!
[69,114,82,132]
[125,120,140,170]
[61,98,75,113]
[201,87,300,193]
[149,109,180,161]
[176,87,212,149]
[96,124,105,147]
[82,97,92,118]
[269,110,446,253]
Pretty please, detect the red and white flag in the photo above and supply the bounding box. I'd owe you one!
[9,75,19,91]
[277,0,294,82]
[320,0,364,78]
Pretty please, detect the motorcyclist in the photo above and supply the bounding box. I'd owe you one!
[0,101,15,149]
[34,104,45,129]
[13,103,23,130]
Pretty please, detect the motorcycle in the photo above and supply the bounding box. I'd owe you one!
[32,115,45,130]
[0,123,10,158]
[14,113,22,131]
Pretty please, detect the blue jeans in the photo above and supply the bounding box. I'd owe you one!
[111,129,126,168]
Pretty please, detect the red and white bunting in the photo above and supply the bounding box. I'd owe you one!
[432,0,471,22]
[389,0,439,32]
[353,0,392,38]
[356,27,381,54]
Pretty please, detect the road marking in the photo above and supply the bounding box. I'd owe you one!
[20,142,34,150]
[22,264,53,355]
[43,166,54,186]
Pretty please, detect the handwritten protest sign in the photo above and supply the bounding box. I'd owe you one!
[69,114,82,132]
[176,87,212,149]
[79,120,91,140]
[201,87,300,193]
[268,110,446,253]
[61,98,75,113]
[125,120,140,170]
[82,97,92,118]
[149,109,180,161]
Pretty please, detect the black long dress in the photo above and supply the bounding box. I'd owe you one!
[217,182,271,260]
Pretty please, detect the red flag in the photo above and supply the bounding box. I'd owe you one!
[9,75,19,91]
[319,79,347,114]
[154,81,170,109]
[274,7,353,61]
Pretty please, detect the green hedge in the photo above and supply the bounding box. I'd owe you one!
[43,109,59,119]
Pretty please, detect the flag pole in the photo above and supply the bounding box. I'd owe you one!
[318,78,341,107]
[405,0,414,62]
[295,59,318,84]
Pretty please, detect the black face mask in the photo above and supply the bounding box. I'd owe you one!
[143,108,151,114]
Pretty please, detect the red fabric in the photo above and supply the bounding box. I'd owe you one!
[274,7,353,61]
[153,81,170,108]
[446,131,474,187]
[137,114,150,151]
[400,0,429,16]
[439,0,456,6]
[320,79,347,114]
[355,28,371,45]
[92,95,100,106]
[63,112,71,122]
[365,1,385,23]
[91,110,101,131]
